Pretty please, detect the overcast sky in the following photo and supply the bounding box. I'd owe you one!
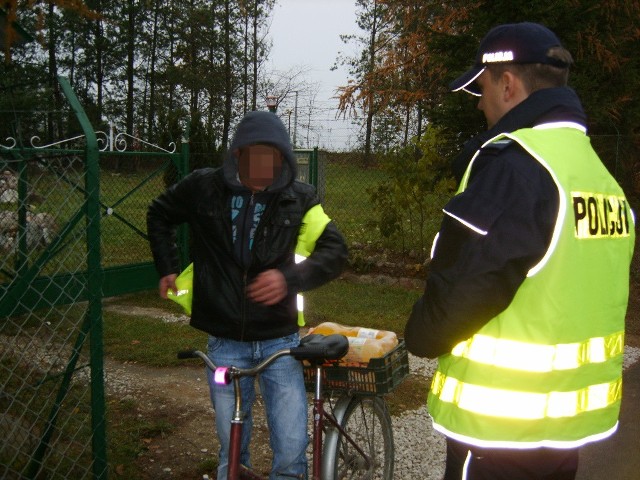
[267,0,360,150]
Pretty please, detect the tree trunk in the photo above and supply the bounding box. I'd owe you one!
[145,0,160,138]
[221,0,233,151]
[251,0,259,111]
[146,0,160,139]
[243,9,249,114]
[47,2,63,140]
[94,0,104,126]
[125,0,136,138]
[363,0,379,166]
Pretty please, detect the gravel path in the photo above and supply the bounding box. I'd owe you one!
[394,354,445,479]
[95,306,640,479]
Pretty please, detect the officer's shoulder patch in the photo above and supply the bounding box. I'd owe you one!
[480,138,514,156]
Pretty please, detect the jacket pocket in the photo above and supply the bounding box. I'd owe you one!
[259,211,302,256]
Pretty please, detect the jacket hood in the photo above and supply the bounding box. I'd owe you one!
[223,110,297,192]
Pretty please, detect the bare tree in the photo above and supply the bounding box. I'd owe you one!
[258,66,319,145]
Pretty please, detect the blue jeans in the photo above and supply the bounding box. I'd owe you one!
[206,333,308,480]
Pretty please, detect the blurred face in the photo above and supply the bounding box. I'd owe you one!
[237,144,283,191]
[476,70,506,129]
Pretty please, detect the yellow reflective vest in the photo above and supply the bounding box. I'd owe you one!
[294,204,332,326]
[428,123,636,449]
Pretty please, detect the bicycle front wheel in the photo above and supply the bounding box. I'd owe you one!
[333,395,394,480]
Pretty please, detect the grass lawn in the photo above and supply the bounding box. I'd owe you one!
[105,278,422,366]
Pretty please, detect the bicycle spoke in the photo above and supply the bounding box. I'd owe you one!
[335,397,393,480]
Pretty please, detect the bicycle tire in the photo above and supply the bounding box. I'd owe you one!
[331,395,394,480]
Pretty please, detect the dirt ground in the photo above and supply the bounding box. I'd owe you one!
[107,358,219,478]
[105,324,277,480]
[106,337,429,480]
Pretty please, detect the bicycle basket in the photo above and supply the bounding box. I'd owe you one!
[303,339,409,395]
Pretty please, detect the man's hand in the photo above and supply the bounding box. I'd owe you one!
[159,274,178,299]
[247,269,287,306]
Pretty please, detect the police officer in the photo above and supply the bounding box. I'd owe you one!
[405,22,636,480]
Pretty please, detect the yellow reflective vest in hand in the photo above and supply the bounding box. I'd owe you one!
[428,124,636,449]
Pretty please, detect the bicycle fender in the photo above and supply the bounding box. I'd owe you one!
[320,394,352,480]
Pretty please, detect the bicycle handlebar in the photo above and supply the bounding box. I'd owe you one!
[177,334,349,385]
[176,350,198,360]
[177,349,217,371]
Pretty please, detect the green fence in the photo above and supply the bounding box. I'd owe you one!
[0,77,188,479]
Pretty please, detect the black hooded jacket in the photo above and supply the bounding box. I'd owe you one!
[147,111,348,341]
[405,87,588,358]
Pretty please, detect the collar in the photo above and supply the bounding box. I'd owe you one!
[452,87,587,181]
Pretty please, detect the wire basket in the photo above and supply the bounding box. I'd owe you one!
[303,339,409,395]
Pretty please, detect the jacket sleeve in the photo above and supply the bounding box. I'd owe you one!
[404,149,558,358]
[146,173,197,278]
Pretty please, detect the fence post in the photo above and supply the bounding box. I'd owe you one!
[57,76,108,479]
[177,126,190,268]
[310,147,318,187]
[16,155,28,273]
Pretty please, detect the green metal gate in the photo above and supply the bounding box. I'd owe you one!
[1,75,319,479]
[0,76,188,479]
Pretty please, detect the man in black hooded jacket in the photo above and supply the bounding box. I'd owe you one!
[147,110,348,479]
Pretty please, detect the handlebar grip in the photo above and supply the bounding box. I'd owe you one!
[177,350,198,359]
[214,367,232,385]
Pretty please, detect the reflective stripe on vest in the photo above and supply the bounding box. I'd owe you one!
[431,371,622,420]
[451,331,624,372]
[294,204,331,326]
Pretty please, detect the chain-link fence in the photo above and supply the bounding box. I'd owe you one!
[0,77,188,479]
[0,143,106,479]
[590,134,640,198]
[318,150,450,271]
[97,149,188,297]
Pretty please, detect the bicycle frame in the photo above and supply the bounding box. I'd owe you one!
[310,364,371,480]
[223,362,371,480]
[228,376,263,480]
[215,350,293,480]
[177,335,377,480]
[228,375,244,479]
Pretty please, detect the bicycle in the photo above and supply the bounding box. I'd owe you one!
[178,333,409,480]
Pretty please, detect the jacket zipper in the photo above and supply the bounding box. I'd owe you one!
[240,271,248,341]
[239,193,254,342]
[239,192,285,341]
